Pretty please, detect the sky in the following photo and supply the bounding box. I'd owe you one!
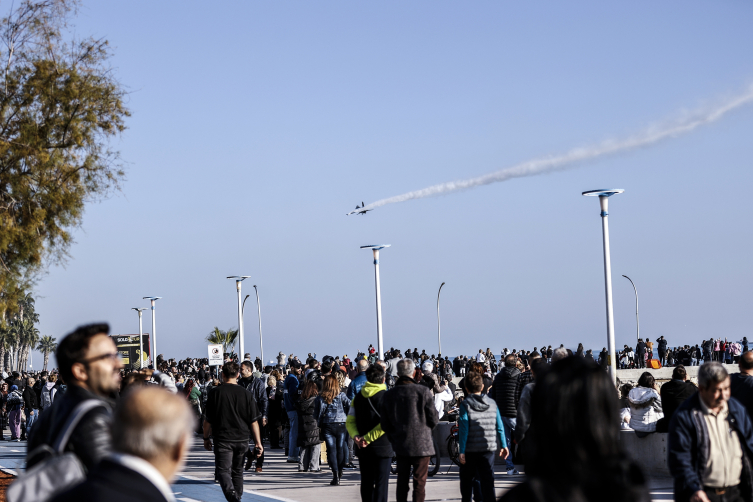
[20,1,753,369]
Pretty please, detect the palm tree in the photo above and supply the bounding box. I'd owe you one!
[37,336,57,372]
[205,327,239,354]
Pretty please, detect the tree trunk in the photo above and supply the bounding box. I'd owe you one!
[43,352,49,372]
[0,345,5,374]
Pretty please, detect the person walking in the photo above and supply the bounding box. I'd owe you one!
[668,362,753,502]
[6,385,23,441]
[284,360,303,463]
[458,372,509,502]
[51,387,195,502]
[203,361,263,502]
[347,363,394,502]
[239,361,268,473]
[316,375,350,485]
[490,354,521,475]
[296,381,321,472]
[380,359,439,502]
[27,323,121,471]
[22,376,39,440]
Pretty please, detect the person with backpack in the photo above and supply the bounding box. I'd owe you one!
[346,363,394,502]
[17,324,122,501]
[6,385,24,441]
[40,374,58,411]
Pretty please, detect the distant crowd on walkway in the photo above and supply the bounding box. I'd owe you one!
[6,326,753,502]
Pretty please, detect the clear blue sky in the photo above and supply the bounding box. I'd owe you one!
[26,1,753,369]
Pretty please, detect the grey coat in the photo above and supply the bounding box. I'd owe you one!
[380,376,439,457]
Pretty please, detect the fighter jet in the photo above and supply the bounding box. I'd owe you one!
[346,202,371,216]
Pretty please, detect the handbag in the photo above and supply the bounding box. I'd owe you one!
[7,400,108,502]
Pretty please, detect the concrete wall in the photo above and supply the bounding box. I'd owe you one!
[616,363,737,388]
[618,431,670,477]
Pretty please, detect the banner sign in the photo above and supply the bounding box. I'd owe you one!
[112,334,151,370]
[208,344,224,366]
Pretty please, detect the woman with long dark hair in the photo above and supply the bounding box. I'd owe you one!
[296,381,321,472]
[316,375,350,485]
[500,356,650,502]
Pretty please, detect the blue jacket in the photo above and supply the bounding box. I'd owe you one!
[283,374,300,413]
[315,393,350,424]
[668,393,753,502]
[347,372,368,401]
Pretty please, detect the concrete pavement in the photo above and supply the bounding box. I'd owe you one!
[0,436,676,501]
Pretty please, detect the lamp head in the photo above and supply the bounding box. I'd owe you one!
[143,296,162,301]
[227,276,251,281]
[582,189,624,197]
[360,244,391,251]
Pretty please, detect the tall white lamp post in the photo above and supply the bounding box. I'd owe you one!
[253,285,264,366]
[361,245,391,359]
[437,282,446,355]
[132,307,149,368]
[143,297,162,367]
[227,276,250,360]
[622,275,640,346]
[582,189,624,385]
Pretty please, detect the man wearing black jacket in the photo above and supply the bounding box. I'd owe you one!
[347,363,394,502]
[238,360,268,472]
[657,336,669,366]
[490,354,520,475]
[656,365,696,433]
[636,339,646,369]
[27,323,121,471]
[22,376,39,440]
[731,351,753,420]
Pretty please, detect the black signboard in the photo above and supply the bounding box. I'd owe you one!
[111,334,151,370]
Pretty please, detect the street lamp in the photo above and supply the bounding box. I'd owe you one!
[253,285,264,367]
[142,297,162,367]
[622,275,640,346]
[132,307,149,368]
[437,282,446,355]
[361,245,391,359]
[582,189,624,385]
[227,276,251,360]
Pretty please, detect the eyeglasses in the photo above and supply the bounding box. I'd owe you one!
[81,352,123,365]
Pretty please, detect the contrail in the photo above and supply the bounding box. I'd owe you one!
[357,84,753,212]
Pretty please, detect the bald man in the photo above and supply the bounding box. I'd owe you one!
[731,351,753,420]
[52,386,194,502]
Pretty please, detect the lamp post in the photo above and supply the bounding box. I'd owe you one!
[582,189,624,385]
[132,307,149,368]
[142,297,161,367]
[361,245,391,359]
[227,276,250,360]
[437,282,446,355]
[622,275,640,346]
[253,285,264,366]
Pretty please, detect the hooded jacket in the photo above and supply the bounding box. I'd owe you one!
[628,386,663,432]
[346,381,394,458]
[459,393,506,454]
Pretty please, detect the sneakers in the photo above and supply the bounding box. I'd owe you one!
[255,467,263,473]
[343,463,357,470]
[286,458,299,463]
[506,468,520,475]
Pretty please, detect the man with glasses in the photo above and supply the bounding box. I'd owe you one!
[27,323,123,471]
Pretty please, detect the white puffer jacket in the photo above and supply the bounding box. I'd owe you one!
[628,386,664,432]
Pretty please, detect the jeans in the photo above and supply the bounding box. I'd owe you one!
[395,456,430,502]
[704,484,743,502]
[25,409,37,436]
[501,417,516,470]
[322,422,347,475]
[299,443,321,471]
[214,440,247,502]
[358,449,391,502]
[287,410,299,460]
[459,451,495,502]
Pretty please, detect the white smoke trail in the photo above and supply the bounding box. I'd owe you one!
[361,85,753,211]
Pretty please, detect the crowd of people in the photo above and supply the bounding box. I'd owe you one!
[3,326,753,502]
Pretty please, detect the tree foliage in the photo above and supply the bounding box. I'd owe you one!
[206,327,238,354]
[0,0,129,316]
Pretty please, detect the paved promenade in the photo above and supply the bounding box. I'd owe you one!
[0,437,675,501]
